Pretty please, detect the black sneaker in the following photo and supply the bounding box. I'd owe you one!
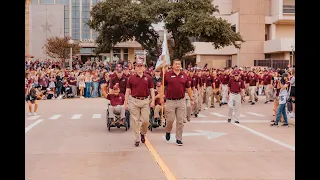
[264,101,269,104]
[281,124,289,127]
[219,103,222,107]
[134,141,139,147]
[227,118,231,123]
[234,121,240,123]
[251,102,255,105]
[140,134,145,143]
[165,133,170,141]
[270,123,278,127]
[176,140,183,146]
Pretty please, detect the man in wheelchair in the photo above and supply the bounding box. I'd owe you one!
[152,82,166,127]
[101,83,126,126]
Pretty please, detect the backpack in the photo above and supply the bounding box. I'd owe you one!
[29,88,37,97]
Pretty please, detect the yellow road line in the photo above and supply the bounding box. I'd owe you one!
[144,137,177,180]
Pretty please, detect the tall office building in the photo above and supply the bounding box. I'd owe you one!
[26,0,142,62]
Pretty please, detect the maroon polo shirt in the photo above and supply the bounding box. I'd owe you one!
[164,71,191,99]
[187,76,193,88]
[107,93,125,106]
[228,78,245,93]
[109,73,117,79]
[68,76,77,86]
[212,77,221,89]
[241,74,249,84]
[190,75,199,89]
[245,74,251,83]
[249,75,259,86]
[127,73,153,97]
[155,91,166,105]
[204,75,213,87]
[221,75,230,85]
[109,74,128,94]
[263,74,272,85]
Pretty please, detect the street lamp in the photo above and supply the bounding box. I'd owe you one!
[290,45,295,67]
[68,39,74,69]
[235,41,242,67]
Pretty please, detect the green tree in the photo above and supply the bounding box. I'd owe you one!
[43,36,80,68]
[88,0,244,61]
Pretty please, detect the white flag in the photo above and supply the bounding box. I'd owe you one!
[155,30,170,69]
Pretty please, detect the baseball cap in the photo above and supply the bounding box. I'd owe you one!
[233,70,240,75]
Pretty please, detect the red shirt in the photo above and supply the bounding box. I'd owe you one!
[212,77,221,88]
[221,75,230,84]
[164,71,191,99]
[204,75,213,86]
[127,73,153,97]
[109,74,128,94]
[228,78,245,93]
[249,75,259,86]
[190,75,199,89]
[263,74,272,85]
[155,91,166,105]
[107,93,125,106]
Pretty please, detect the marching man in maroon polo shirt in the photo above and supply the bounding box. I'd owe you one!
[124,59,155,147]
[226,70,245,123]
[101,83,126,125]
[160,59,193,146]
[248,71,259,105]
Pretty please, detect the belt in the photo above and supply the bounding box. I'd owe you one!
[167,98,183,100]
[230,92,240,95]
[132,96,148,100]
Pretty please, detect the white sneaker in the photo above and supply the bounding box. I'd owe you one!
[29,113,33,116]
[204,107,208,110]
[80,96,84,99]
[33,112,37,116]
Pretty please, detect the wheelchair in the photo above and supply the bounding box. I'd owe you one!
[148,106,166,131]
[106,103,130,131]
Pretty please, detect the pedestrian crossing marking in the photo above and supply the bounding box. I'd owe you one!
[210,112,227,117]
[197,114,206,118]
[92,114,102,119]
[27,115,41,120]
[71,114,82,119]
[246,112,265,117]
[49,115,61,120]
[240,114,245,117]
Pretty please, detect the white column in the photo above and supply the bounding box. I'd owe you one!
[69,0,72,38]
[196,54,201,63]
[270,24,276,40]
[120,48,124,60]
[54,0,56,4]
[80,0,82,40]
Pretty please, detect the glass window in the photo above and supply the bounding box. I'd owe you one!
[123,54,128,61]
[123,48,128,54]
[56,0,69,5]
[82,33,90,39]
[82,0,90,5]
[113,49,121,54]
[32,0,38,4]
[40,0,54,4]
[64,19,69,27]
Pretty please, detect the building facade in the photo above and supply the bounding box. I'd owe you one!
[188,0,295,68]
[26,0,142,62]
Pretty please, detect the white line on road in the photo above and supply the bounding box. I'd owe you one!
[71,114,82,119]
[191,120,270,124]
[197,114,206,118]
[25,119,43,134]
[233,123,295,151]
[27,115,41,120]
[210,112,227,117]
[240,114,245,117]
[246,112,265,117]
[92,114,102,119]
[49,115,61,120]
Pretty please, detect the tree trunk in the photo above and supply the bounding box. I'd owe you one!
[61,59,65,68]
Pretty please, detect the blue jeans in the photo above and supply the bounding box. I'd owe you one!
[92,82,99,98]
[85,82,92,98]
[275,104,288,124]
[56,85,62,96]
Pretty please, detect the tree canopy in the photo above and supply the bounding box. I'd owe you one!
[88,0,244,60]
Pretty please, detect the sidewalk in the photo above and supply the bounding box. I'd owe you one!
[288,118,295,125]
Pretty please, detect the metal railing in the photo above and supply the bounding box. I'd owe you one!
[283,5,295,13]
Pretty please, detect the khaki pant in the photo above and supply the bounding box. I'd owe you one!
[211,88,221,107]
[154,104,165,119]
[185,92,191,121]
[205,86,212,108]
[108,105,125,119]
[228,93,241,122]
[249,86,258,103]
[198,88,203,110]
[264,84,273,101]
[245,83,249,97]
[193,89,199,114]
[165,99,185,141]
[129,98,150,142]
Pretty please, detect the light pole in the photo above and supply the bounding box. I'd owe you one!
[68,39,74,69]
[235,41,242,67]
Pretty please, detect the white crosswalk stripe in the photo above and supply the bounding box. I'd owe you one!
[49,115,61,120]
[71,114,82,119]
[210,112,227,118]
[246,112,265,117]
[197,114,206,118]
[27,115,41,120]
[92,114,102,119]
[240,114,245,117]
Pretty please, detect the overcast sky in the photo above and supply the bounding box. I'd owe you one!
[152,22,165,31]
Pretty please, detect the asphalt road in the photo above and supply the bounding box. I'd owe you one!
[25,96,294,180]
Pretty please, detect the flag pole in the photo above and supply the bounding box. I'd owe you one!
[161,64,165,122]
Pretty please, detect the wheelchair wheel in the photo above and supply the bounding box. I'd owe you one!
[124,120,128,131]
[107,119,111,131]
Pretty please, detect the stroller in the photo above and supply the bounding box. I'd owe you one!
[64,85,73,98]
